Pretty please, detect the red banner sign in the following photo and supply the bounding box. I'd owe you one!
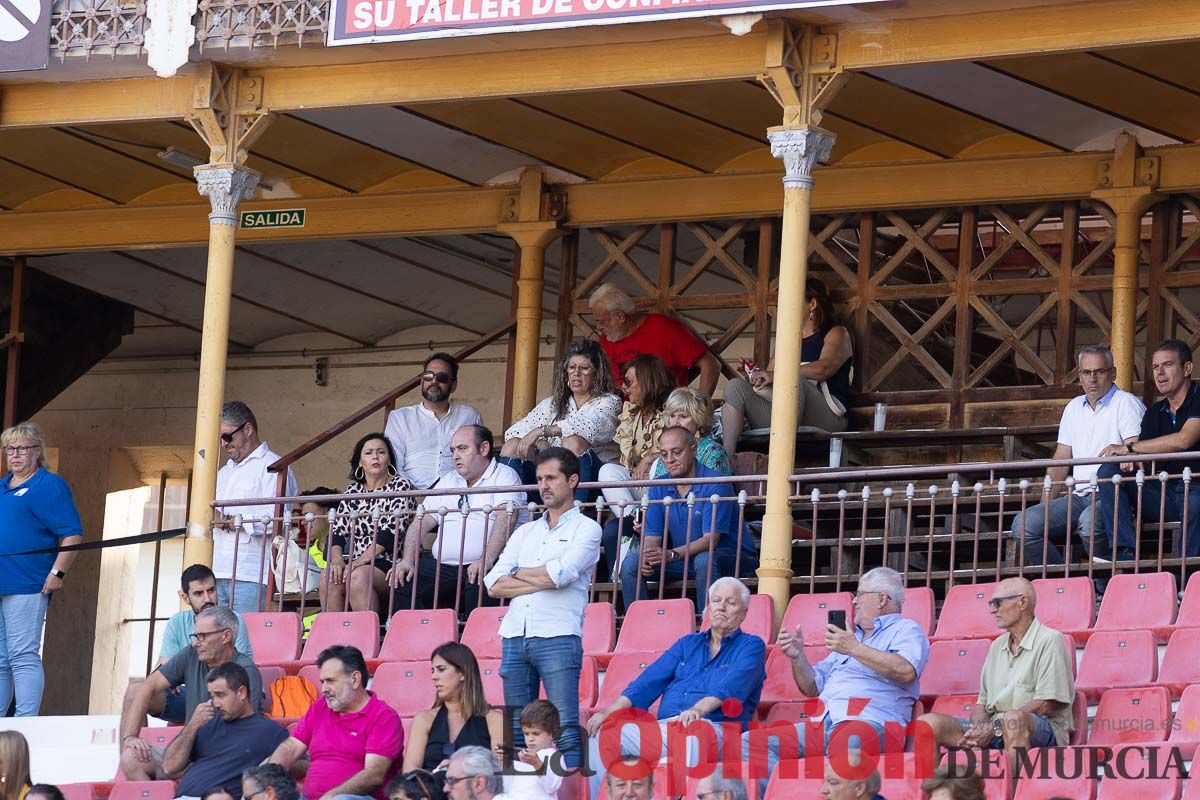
[329,0,879,44]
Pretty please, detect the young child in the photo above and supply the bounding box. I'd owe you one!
[498,700,563,800]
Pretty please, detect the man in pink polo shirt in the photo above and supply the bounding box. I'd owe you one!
[266,645,403,800]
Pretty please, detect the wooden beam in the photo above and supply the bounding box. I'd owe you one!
[0,76,194,129]
[833,0,1200,70]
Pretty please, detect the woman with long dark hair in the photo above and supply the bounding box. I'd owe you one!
[402,642,504,772]
[719,278,853,453]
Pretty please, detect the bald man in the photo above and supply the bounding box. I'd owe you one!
[917,578,1074,769]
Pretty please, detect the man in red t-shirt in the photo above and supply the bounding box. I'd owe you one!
[266,645,403,800]
[589,283,720,396]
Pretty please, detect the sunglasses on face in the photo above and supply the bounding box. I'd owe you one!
[988,595,1021,610]
[421,371,452,384]
[220,421,248,443]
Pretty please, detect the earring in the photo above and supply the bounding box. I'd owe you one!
[386,463,398,478]
[354,466,365,481]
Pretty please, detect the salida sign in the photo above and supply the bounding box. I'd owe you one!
[240,209,307,230]
[330,0,882,44]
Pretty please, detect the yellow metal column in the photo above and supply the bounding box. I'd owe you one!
[758,126,836,624]
[182,164,261,567]
[1092,133,1160,391]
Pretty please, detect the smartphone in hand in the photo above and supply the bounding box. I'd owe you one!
[827,609,847,630]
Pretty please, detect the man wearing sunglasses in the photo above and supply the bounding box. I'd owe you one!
[213,401,298,612]
[917,578,1074,775]
[385,353,483,492]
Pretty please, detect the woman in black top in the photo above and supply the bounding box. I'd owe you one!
[402,642,504,772]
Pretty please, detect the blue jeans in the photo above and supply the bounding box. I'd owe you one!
[501,635,583,769]
[496,449,600,505]
[1095,463,1200,558]
[217,578,265,612]
[1012,494,1098,565]
[619,547,754,613]
[586,717,724,800]
[742,716,888,798]
[0,592,50,716]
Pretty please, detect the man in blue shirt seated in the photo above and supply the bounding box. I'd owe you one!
[743,567,929,796]
[585,578,766,799]
[618,427,758,612]
[164,661,288,799]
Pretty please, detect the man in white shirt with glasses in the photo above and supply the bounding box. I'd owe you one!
[385,353,483,491]
[389,424,526,615]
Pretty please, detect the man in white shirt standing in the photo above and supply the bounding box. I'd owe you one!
[389,424,526,615]
[1011,345,1144,566]
[214,401,299,612]
[485,447,601,772]
[385,353,483,490]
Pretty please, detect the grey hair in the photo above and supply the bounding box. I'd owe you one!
[605,753,655,788]
[708,577,751,608]
[450,745,503,794]
[663,387,716,436]
[839,749,881,796]
[588,282,637,315]
[242,764,300,800]
[706,765,749,800]
[858,567,905,608]
[221,400,258,429]
[197,605,240,635]
[0,422,47,468]
[1076,344,1114,369]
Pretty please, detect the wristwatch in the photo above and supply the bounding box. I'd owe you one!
[1126,442,1136,454]
[50,568,65,579]
[668,550,679,563]
[509,565,520,577]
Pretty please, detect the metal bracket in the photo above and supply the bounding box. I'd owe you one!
[314,357,328,387]
[759,22,844,127]
[501,190,567,223]
[188,63,273,164]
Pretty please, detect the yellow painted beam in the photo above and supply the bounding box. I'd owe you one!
[834,0,1200,69]
[0,76,194,129]
[253,32,767,110]
[5,144,1200,253]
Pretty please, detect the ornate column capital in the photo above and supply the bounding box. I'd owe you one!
[194,163,260,226]
[768,126,836,190]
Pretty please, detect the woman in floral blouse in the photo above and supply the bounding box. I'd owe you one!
[325,432,416,614]
[599,354,676,512]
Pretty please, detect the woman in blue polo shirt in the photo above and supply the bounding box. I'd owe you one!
[0,422,83,716]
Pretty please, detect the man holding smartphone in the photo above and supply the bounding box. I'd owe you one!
[742,566,929,796]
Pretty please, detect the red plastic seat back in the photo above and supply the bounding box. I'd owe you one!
[109,783,177,800]
[137,726,182,748]
[478,658,505,706]
[703,594,774,643]
[1094,572,1177,632]
[930,694,978,718]
[593,653,656,711]
[759,647,802,707]
[920,639,991,699]
[933,582,1001,641]
[300,611,380,660]
[902,587,935,637]
[780,593,854,646]
[461,606,508,660]
[1097,745,1182,800]
[1088,686,1171,746]
[372,661,436,717]
[1033,576,1095,632]
[379,609,458,662]
[1158,628,1200,695]
[616,599,695,654]
[1168,683,1200,753]
[242,612,303,663]
[1077,629,1156,689]
[583,602,616,656]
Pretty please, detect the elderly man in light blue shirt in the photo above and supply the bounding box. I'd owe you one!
[484,446,602,771]
[743,566,929,793]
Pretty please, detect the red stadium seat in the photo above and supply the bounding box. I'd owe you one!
[920,639,991,703]
[780,593,854,646]
[478,658,505,706]
[590,653,658,714]
[370,608,458,670]
[803,644,830,664]
[615,599,695,655]
[1168,684,1200,758]
[137,726,182,748]
[1070,689,1088,746]
[763,701,819,727]
[584,602,617,657]
[1014,758,1095,799]
[940,750,1009,800]
[757,647,802,715]
[1156,628,1200,698]
[703,593,775,643]
[1157,571,1200,640]
[371,661,436,717]
[108,783,177,800]
[903,587,935,637]
[461,606,508,660]
[299,663,320,691]
[59,785,95,800]
[930,694,978,718]
[1085,572,1177,644]
[932,582,1001,641]
[259,665,286,691]
[1097,744,1182,800]
[283,611,380,672]
[1033,576,1095,635]
[1075,629,1157,702]
[242,612,302,665]
[1088,686,1171,746]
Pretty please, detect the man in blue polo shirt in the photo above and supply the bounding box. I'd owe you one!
[617,427,757,612]
[1094,338,1200,563]
[585,578,766,799]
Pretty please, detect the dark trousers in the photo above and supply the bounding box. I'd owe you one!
[390,554,496,616]
[1095,462,1200,557]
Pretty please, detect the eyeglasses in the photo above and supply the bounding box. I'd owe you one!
[220,421,248,443]
[566,364,594,374]
[421,371,452,384]
[854,590,883,600]
[443,775,472,788]
[3,444,38,456]
[988,595,1021,610]
[189,628,230,642]
[1079,368,1114,379]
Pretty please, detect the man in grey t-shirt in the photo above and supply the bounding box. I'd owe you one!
[119,606,263,780]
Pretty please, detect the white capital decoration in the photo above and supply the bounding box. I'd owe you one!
[195,164,260,226]
[146,0,198,78]
[768,127,836,190]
